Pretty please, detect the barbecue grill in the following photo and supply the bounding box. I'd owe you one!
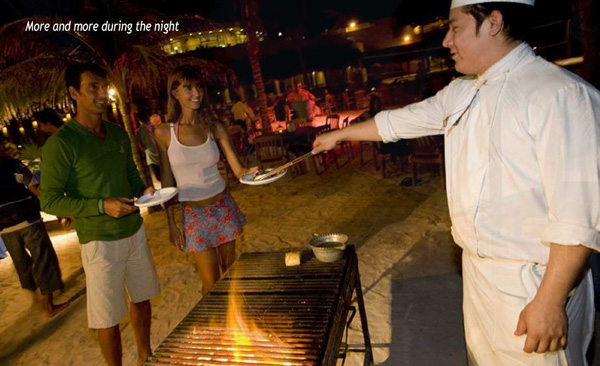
[145,245,373,366]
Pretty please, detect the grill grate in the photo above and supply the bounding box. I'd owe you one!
[145,246,373,366]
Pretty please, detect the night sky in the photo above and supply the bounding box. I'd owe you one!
[0,0,574,30]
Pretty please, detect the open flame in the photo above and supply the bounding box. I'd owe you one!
[228,291,256,362]
[225,279,296,365]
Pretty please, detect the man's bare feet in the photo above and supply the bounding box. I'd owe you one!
[46,301,70,318]
[41,293,70,318]
[29,290,44,308]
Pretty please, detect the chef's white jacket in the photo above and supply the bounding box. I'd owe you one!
[376,43,600,264]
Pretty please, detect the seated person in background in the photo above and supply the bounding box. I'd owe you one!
[231,94,257,133]
[2,142,19,159]
[274,97,290,123]
[34,109,64,139]
[287,82,316,121]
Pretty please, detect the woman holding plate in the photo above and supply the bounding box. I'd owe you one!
[155,65,256,295]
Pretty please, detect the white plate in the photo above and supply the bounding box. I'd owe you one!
[240,169,287,186]
[134,187,178,207]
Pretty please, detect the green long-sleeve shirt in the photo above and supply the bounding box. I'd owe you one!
[40,119,146,244]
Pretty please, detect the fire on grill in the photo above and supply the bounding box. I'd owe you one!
[145,246,373,366]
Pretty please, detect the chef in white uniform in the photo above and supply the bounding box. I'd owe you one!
[313,0,600,364]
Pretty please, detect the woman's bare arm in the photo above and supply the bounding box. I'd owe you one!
[214,122,253,179]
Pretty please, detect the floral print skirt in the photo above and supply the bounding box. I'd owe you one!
[181,191,246,253]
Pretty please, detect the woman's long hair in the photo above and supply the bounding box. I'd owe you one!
[166,65,216,136]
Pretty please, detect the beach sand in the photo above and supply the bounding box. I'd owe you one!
[0,152,464,366]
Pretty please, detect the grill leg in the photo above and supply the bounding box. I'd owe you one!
[338,306,358,364]
[355,268,374,366]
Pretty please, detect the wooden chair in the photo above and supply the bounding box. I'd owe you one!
[341,93,354,110]
[322,94,338,115]
[314,115,349,172]
[289,118,307,129]
[254,134,290,171]
[377,141,411,179]
[341,116,349,128]
[312,124,334,175]
[326,114,340,130]
[359,141,379,169]
[356,140,392,177]
[409,135,445,188]
[340,116,355,159]
[354,90,368,109]
[287,126,319,176]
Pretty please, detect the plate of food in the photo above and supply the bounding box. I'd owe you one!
[240,168,287,186]
[134,187,178,207]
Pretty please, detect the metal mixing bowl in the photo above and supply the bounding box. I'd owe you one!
[309,233,348,262]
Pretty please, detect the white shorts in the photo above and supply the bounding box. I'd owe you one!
[81,224,160,329]
[462,251,594,366]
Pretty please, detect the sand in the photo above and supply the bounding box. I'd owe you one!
[0,151,459,366]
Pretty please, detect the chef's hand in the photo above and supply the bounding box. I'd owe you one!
[514,298,567,353]
[103,198,138,218]
[168,224,185,251]
[312,131,340,154]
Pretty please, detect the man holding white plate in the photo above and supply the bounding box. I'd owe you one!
[40,62,160,366]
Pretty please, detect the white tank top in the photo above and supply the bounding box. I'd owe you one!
[167,123,226,201]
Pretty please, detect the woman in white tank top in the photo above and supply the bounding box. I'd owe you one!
[155,66,257,295]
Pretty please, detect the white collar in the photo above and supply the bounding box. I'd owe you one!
[475,42,533,88]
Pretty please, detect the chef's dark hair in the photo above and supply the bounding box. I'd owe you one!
[463,2,533,42]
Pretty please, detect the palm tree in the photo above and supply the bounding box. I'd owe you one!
[241,0,271,132]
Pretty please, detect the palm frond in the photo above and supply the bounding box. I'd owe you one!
[0,17,111,70]
[0,18,60,65]
[0,55,70,124]
[20,142,42,160]
[113,45,167,97]
[0,8,236,125]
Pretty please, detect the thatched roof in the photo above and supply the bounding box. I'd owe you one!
[0,14,236,126]
[0,55,71,123]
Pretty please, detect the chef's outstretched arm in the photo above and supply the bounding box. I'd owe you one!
[312,118,382,154]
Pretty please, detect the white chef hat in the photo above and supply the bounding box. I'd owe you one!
[451,0,535,8]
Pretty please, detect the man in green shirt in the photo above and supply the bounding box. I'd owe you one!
[40,62,159,366]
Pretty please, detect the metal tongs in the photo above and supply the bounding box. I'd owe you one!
[253,152,313,181]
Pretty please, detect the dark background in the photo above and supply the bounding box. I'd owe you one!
[0,0,574,31]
